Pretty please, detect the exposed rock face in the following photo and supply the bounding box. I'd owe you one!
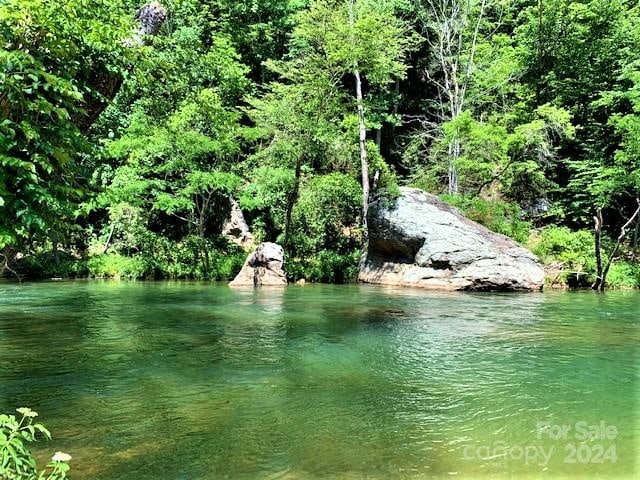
[359,187,545,291]
[229,242,287,287]
[222,198,254,249]
[135,2,167,36]
[126,2,167,46]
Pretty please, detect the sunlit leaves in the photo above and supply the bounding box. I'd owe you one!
[0,0,134,250]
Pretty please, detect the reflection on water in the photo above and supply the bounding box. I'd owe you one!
[0,281,638,479]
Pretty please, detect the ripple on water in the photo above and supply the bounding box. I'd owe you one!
[0,282,638,479]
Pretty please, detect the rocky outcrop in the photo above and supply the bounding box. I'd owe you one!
[126,2,168,46]
[229,242,287,287]
[359,188,545,291]
[222,198,254,249]
[136,2,167,36]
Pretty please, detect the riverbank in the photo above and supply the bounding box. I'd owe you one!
[5,247,640,290]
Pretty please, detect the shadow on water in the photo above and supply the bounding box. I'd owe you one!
[0,281,638,479]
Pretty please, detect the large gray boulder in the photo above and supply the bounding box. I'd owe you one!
[229,242,287,287]
[359,188,545,291]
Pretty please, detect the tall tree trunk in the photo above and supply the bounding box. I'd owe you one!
[448,137,460,195]
[354,67,370,252]
[102,223,116,254]
[536,0,544,105]
[592,209,603,290]
[284,156,302,252]
[51,234,60,265]
[200,225,210,277]
[197,194,211,277]
[425,0,487,196]
[349,0,370,254]
[391,78,399,139]
[593,200,640,292]
[632,216,639,260]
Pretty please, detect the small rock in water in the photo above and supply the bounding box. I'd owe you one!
[229,242,287,287]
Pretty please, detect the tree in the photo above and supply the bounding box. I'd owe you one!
[420,0,492,194]
[285,0,416,250]
[592,200,640,291]
[516,0,640,226]
[96,88,243,277]
[0,0,133,271]
[417,104,573,200]
[211,0,306,83]
[247,72,349,249]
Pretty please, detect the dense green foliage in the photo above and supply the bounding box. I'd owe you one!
[0,0,133,256]
[529,226,640,288]
[1,0,639,286]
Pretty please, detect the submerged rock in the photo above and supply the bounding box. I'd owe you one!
[359,187,545,291]
[229,242,287,287]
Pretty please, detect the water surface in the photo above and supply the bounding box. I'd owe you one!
[0,281,638,479]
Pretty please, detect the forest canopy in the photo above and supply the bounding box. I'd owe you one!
[1,0,639,287]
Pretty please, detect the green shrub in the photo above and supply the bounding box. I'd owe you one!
[441,195,532,243]
[285,173,362,283]
[149,236,246,280]
[289,173,362,250]
[528,226,596,286]
[209,250,246,280]
[606,261,640,289]
[86,236,246,281]
[287,249,360,283]
[1,408,71,480]
[368,143,400,199]
[239,166,295,242]
[15,252,87,279]
[11,234,246,281]
[86,253,150,279]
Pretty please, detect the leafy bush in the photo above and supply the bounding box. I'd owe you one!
[606,261,640,289]
[86,237,246,281]
[0,407,71,480]
[86,253,150,279]
[286,173,362,282]
[368,143,400,199]
[211,252,246,281]
[290,173,362,249]
[10,234,246,281]
[15,252,87,279]
[441,195,532,243]
[528,226,596,286]
[239,166,295,242]
[288,250,361,283]
[144,236,245,280]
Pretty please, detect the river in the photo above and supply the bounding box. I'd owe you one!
[0,281,638,479]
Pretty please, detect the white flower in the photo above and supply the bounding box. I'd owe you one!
[16,407,38,418]
[52,452,72,463]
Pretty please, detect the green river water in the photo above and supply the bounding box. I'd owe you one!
[0,281,638,479]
